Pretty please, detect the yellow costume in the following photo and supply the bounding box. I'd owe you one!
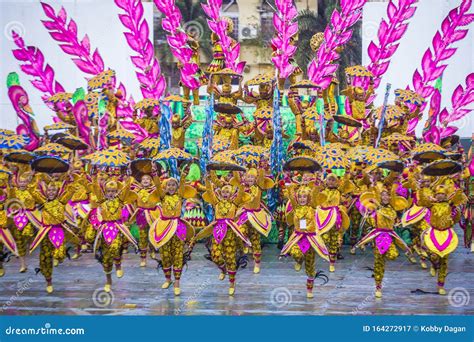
[196,181,250,295]
[148,176,196,295]
[281,185,329,298]
[419,185,467,294]
[356,186,410,297]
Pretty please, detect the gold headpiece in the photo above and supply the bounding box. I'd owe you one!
[247,168,258,177]
[297,186,312,196]
[172,114,181,124]
[354,87,365,95]
[164,177,179,187]
[435,184,449,195]
[223,17,234,34]
[105,180,119,191]
[310,32,324,52]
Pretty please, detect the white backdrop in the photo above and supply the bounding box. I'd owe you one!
[0,0,153,130]
[363,0,474,138]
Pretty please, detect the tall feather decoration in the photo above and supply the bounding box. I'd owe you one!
[154,0,200,89]
[439,73,474,135]
[40,2,105,75]
[115,0,166,99]
[358,0,418,93]
[271,0,298,79]
[11,31,65,100]
[425,73,474,142]
[307,0,367,89]
[202,0,245,73]
[407,0,474,133]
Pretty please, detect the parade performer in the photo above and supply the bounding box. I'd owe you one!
[419,184,467,294]
[9,171,36,272]
[181,34,207,105]
[402,173,433,269]
[195,177,251,295]
[356,186,410,298]
[148,167,196,296]
[235,168,274,274]
[315,173,352,272]
[0,170,18,277]
[29,180,79,293]
[171,111,193,150]
[68,160,92,259]
[129,173,160,267]
[281,183,329,298]
[90,177,138,292]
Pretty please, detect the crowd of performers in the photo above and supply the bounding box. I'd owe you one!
[1,23,473,300]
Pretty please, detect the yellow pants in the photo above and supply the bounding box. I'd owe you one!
[210,229,238,284]
[12,223,34,257]
[430,253,449,287]
[39,239,66,282]
[290,245,316,278]
[323,229,341,264]
[139,227,149,259]
[160,235,185,280]
[242,223,262,263]
[373,243,398,289]
[100,234,123,274]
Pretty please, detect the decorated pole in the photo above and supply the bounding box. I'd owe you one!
[269,85,283,213]
[375,83,392,148]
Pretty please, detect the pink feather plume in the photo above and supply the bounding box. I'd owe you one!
[154,0,199,89]
[11,31,65,100]
[307,0,367,89]
[358,0,418,94]
[407,0,474,134]
[115,0,167,99]
[271,0,298,79]
[202,0,245,73]
[40,2,105,76]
